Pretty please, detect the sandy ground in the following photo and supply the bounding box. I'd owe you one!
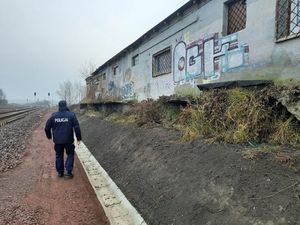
[80,116,300,225]
[0,114,109,225]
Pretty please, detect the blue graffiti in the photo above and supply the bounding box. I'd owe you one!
[121,82,134,99]
[108,81,115,92]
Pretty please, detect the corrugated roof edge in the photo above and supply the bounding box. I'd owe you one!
[87,0,210,80]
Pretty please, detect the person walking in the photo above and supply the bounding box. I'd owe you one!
[45,100,82,178]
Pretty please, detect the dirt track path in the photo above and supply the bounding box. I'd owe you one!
[0,114,109,225]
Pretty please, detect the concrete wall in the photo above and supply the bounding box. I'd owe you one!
[87,0,300,102]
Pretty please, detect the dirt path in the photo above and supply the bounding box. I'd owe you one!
[0,114,109,225]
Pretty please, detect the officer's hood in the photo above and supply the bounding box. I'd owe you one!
[58,100,69,112]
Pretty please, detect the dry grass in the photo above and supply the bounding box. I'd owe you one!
[241,145,280,160]
[83,84,300,147]
[241,145,297,167]
[176,86,300,145]
[104,113,136,124]
[130,99,165,126]
[85,110,108,119]
[274,152,296,167]
[271,117,300,145]
[84,109,136,125]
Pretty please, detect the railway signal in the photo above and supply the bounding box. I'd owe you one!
[34,92,37,104]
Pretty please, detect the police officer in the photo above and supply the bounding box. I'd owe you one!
[45,100,82,178]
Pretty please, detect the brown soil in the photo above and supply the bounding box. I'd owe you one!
[80,116,300,225]
[0,114,109,225]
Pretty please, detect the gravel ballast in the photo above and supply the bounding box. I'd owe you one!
[0,109,46,172]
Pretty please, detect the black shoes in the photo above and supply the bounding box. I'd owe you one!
[57,171,73,178]
[58,172,64,178]
[64,172,73,179]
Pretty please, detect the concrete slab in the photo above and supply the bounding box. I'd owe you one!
[76,142,147,225]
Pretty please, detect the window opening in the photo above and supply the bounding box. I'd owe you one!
[226,0,247,35]
[152,47,172,77]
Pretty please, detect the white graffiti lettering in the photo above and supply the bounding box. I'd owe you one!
[173,32,249,83]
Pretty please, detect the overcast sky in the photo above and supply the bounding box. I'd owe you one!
[0,0,189,103]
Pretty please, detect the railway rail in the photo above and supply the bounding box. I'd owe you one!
[0,108,38,127]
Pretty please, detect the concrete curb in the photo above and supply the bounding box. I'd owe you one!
[76,142,147,225]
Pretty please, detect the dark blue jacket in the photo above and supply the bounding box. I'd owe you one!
[45,106,82,144]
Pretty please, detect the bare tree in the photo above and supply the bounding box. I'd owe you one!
[0,89,8,105]
[56,81,85,105]
[57,82,66,101]
[0,89,5,100]
[65,81,73,104]
[73,81,85,103]
[57,81,73,104]
[80,61,97,79]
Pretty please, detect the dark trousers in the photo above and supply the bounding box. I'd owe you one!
[54,143,75,173]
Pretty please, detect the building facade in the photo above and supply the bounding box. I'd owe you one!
[86,0,300,102]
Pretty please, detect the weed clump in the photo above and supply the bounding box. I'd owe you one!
[177,86,300,145]
[131,99,164,126]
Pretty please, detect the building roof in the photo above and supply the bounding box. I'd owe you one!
[90,0,210,79]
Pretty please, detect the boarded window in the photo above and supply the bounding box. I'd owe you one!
[276,0,300,40]
[152,47,172,77]
[226,0,247,35]
[132,55,139,67]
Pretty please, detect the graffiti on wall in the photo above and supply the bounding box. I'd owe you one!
[173,33,249,83]
[121,82,134,99]
[108,81,115,92]
[107,80,119,97]
[121,68,135,99]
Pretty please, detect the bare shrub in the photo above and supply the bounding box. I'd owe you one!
[132,99,164,126]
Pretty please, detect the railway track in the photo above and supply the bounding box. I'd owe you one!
[0,108,38,127]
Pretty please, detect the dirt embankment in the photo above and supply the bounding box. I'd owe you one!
[80,116,300,225]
